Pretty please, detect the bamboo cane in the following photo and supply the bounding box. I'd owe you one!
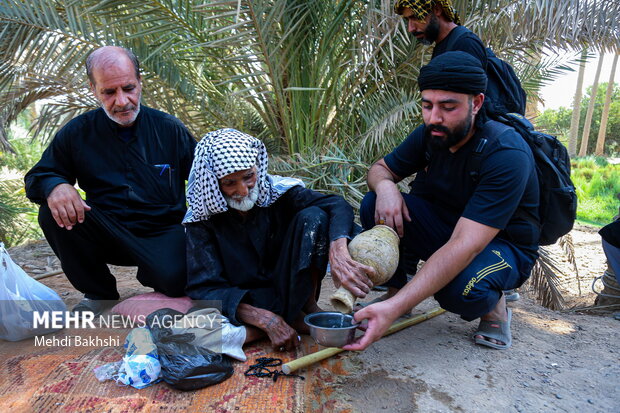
[282,306,445,374]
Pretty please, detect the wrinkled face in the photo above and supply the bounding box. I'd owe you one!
[90,56,142,127]
[219,167,259,211]
[402,8,440,45]
[421,89,481,151]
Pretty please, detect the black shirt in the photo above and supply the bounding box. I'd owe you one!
[385,123,540,259]
[25,106,196,232]
[185,185,356,324]
[433,25,488,69]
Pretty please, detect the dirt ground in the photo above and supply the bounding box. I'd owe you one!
[6,223,620,413]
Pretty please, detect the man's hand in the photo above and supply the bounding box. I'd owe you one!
[342,298,400,351]
[237,304,301,351]
[373,180,411,237]
[47,183,91,230]
[367,159,410,237]
[262,313,300,351]
[329,238,376,298]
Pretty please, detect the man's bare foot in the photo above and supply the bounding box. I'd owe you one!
[474,295,509,346]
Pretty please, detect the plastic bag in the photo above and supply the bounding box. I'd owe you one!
[93,361,123,382]
[0,242,67,341]
[147,309,233,391]
[115,327,161,389]
[170,308,247,361]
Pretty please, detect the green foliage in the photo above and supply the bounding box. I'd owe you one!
[2,0,620,159]
[535,82,620,156]
[270,145,370,211]
[0,137,44,171]
[571,157,620,224]
[1,0,620,245]
[535,106,572,143]
[0,118,44,247]
[581,82,620,155]
[0,172,40,247]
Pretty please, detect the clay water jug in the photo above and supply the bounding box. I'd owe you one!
[330,225,400,313]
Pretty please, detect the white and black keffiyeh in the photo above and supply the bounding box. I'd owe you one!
[183,128,304,223]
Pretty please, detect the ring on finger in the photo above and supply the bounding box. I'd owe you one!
[378,217,386,225]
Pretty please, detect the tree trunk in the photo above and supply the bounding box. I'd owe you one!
[595,53,619,156]
[568,49,588,157]
[578,53,604,157]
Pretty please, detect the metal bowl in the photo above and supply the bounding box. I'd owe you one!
[304,312,358,348]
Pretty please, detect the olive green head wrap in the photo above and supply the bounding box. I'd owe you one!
[394,0,461,24]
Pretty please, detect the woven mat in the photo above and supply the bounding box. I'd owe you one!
[2,242,356,412]
[0,328,312,412]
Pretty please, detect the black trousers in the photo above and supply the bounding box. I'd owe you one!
[360,192,533,320]
[241,206,329,324]
[39,205,187,300]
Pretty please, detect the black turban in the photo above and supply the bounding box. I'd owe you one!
[418,51,487,95]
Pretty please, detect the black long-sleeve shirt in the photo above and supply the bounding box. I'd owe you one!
[25,106,196,232]
[185,185,356,324]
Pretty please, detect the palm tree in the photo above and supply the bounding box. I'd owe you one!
[2,0,620,156]
[595,53,619,156]
[568,50,587,157]
[579,53,604,157]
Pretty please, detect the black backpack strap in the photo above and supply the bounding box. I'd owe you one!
[469,120,512,182]
[468,137,487,182]
[442,25,469,51]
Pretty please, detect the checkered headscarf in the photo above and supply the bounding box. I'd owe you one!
[394,0,461,24]
[183,128,303,223]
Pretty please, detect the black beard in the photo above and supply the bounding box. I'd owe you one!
[414,14,440,45]
[424,116,472,151]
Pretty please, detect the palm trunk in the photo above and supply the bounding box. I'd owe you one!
[578,53,604,157]
[568,50,588,157]
[594,53,619,156]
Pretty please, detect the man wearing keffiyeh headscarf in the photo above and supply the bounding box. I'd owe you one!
[393,0,487,69]
[183,128,375,351]
[345,52,540,352]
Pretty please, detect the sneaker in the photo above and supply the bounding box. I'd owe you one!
[71,298,114,318]
[504,289,520,302]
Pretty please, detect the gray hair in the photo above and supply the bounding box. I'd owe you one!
[85,46,140,85]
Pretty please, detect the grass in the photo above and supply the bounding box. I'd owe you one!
[571,157,620,226]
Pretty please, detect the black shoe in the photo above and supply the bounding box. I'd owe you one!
[71,298,114,318]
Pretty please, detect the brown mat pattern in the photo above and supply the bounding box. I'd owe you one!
[4,242,357,412]
[0,329,307,412]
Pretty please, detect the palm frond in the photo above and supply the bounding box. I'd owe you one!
[270,145,370,211]
[0,169,40,247]
[527,247,567,310]
[356,87,421,159]
[464,0,620,53]
[559,233,581,295]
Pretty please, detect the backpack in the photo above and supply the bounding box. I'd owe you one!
[442,26,527,117]
[469,113,577,245]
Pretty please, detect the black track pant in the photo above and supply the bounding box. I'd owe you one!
[39,205,186,300]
